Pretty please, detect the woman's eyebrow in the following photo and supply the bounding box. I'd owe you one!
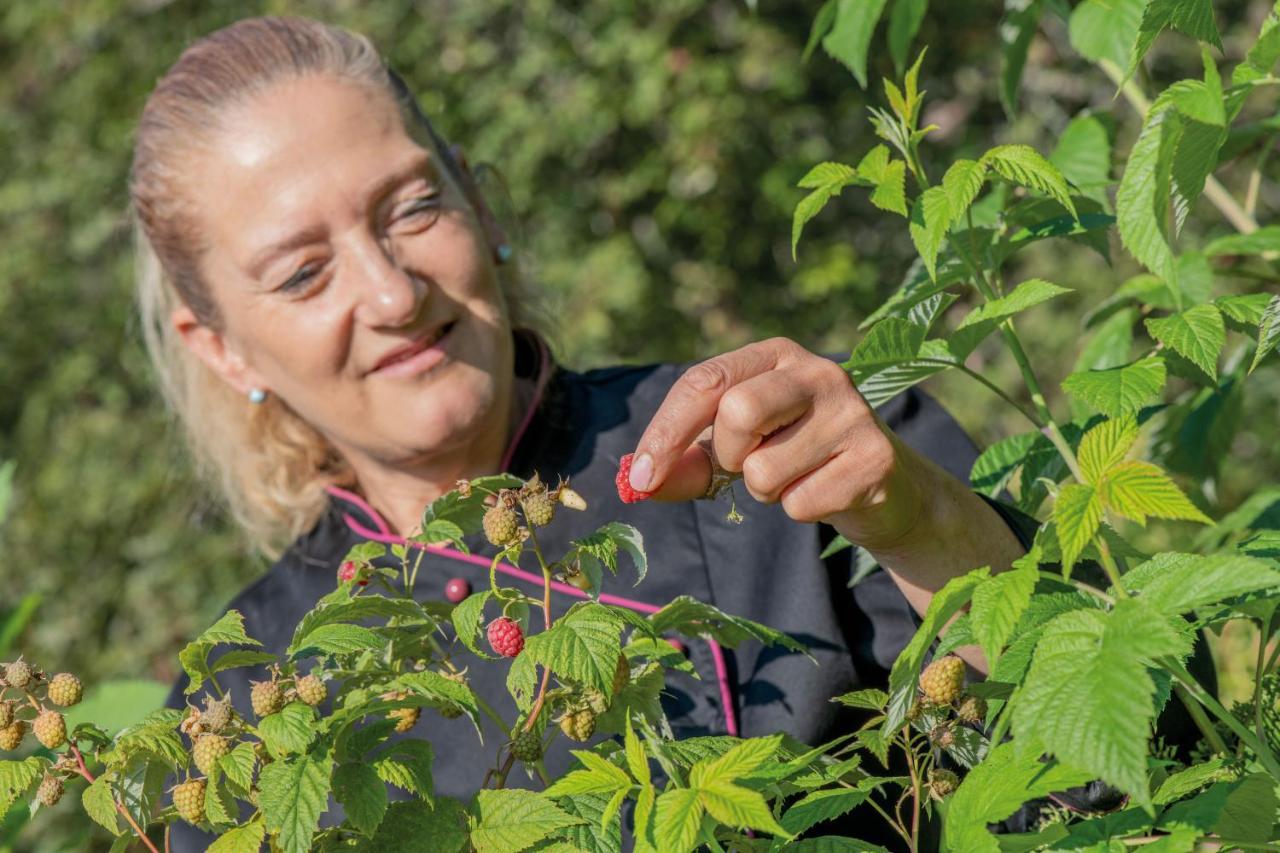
[244,152,436,278]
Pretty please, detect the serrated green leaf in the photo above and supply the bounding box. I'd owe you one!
[941,159,987,223]
[649,596,809,656]
[193,609,260,649]
[798,161,859,190]
[451,590,495,660]
[220,742,256,793]
[258,702,318,758]
[472,789,586,853]
[956,278,1071,332]
[289,596,428,658]
[700,780,791,838]
[970,432,1039,497]
[655,787,703,853]
[848,339,955,408]
[209,650,277,675]
[981,145,1076,217]
[358,799,468,853]
[999,0,1043,115]
[780,787,873,836]
[1116,104,1181,284]
[372,739,433,801]
[289,623,383,660]
[259,755,332,853]
[1012,600,1189,806]
[1204,225,1280,257]
[908,186,951,280]
[844,318,926,371]
[524,603,622,695]
[883,567,989,733]
[970,562,1038,670]
[333,762,388,837]
[887,0,927,75]
[803,0,838,62]
[1153,758,1233,805]
[1062,356,1166,417]
[624,718,650,786]
[1145,305,1225,380]
[691,734,783,787]
[832,688,888,712]
[574,522,647,585]
[821,0,890,88]
[945,742,1094,852]
[544,751,631,798]
[1251,294,1280,373]
[81,775,120,835]
[207,818,267,853]
[1130,0,1222,76]
[1127,552,1280,614]
[869,159,908,216]
[1100,460,1212,525]
[555,792,624,853]
[1078,414,1139,484]
[1051,112,1114,201]
[1054,484,1103,576]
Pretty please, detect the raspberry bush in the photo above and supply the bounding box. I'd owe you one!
[2,2,1279,850]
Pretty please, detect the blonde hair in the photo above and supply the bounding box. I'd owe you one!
[131,17,541,557]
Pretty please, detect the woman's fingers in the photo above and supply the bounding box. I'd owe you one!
[711,370,814,474]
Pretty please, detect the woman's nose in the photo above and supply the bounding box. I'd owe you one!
[349,235,427,328]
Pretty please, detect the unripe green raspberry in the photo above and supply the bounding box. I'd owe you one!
[36,774,64,807]
[929,769,959,800]
[4,660,34,691]
[919,656,965,706]
[250,680,284,718]
[173,779,206,825]
[522,493,556,528]
[46,673,82,708]
[511,729,542,762]
[0,700,13,729]
[33,710,66,749]
[295,674,327,707]
[929,723,955,750]
[558,705,597,743]
[0,721,26,751]
[192,733,231,776]
[201,695,233,734]
[957,693,987,725]
[482,505,519,547]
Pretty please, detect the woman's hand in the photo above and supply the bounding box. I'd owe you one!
[628,337,928,550]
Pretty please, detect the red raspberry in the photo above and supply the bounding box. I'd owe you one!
[487,617,525,658]
[616,454,654,504]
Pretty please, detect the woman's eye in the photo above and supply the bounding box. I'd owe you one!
[278,263,320,293]
[399,192,441,220]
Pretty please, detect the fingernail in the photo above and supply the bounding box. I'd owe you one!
[629,453,653,492]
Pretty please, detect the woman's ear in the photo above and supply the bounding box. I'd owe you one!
[170,305,268,398]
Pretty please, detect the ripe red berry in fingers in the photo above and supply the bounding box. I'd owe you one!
[616,454,654,504]
[487,617,525,658]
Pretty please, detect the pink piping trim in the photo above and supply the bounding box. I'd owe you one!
[322,337,741,737]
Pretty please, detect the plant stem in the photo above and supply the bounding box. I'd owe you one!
[1038,570,1113,605]
[1245,135,1276,218]
[1253,616,1275,759]
[70,745,160,853]
[1171,681,1229,756]
[1098,59,1260,236]
[1162,657,1280,779]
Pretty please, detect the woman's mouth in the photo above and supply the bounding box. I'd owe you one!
[368,321,456,377]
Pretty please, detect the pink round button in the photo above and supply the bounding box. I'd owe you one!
[444,577,471,603]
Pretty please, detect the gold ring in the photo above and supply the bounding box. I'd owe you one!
[695,436,741,500]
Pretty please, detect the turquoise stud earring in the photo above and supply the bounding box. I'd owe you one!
[248,388,267,404]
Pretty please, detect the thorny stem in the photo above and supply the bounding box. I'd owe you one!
[70,745,161,853]
[1098,60,1260,236]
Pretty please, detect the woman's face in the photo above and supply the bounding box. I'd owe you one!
[176,74,514,473]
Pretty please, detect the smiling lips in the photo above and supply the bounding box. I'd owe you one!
[368,321,455,377]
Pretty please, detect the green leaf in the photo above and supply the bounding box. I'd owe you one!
[780,787,873,836]
[832,688,889,712]
[1078,414,1139,484]
[555,792,624,853]
[848,339,955,408]
[821,0,890,88]
[690,734,784,787]
[1115,104,1181,285]
[524,603,622,695]
[1160,774,1277,843]
[699,780,791,838]
[451,590,495,660]
[289,596,428,658]
[980,145,1077,218]
[1204,225,1280,257]
[624,718,650,786]
[209,650,277,674]
[575,522,647,585]
[1251,294,1280,374]
[1234,2,1280,85]
[1068,0,1145,70]
[970,561,1038,669]
[1012,600,1190,806]
[372,739,434,801]
[358,799,468,853]
[793,161,866,258]
[883,567,989,733]
[941,159,987,224]
[259,755,333,853]
[803,0,838,62]
[868,159,908,216]
[472,789,586,853]
[544,750,631,798]
[1053,484,1104,575]
[970,432,1039,497]
[177,609,262,695]
[908,186,950,280]
[1100,460,1212,525]
[1145,305,1225,380]
[1127,552,1280,614]
[420,474,522,539]
[654,788,703,853]
[944,742,1094,852]
[1051,112,1114,201]
[649,595,809,656]
[289,623,384,660]
[333,762,388,837]
[955,278,1071,332]
[887,0,928,74]
[999,0,1044,115]
[220,742,257,793]
[1130,0,1222,76]
[1153,758,1234,805]
[845,317,926,372]
[81,775,121,835]
[207,818,267,853]
[1061,356,1167,417]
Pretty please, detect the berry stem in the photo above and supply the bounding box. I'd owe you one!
[70,744,160,853]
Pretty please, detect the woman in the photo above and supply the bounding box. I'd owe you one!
[134,16,1034,848]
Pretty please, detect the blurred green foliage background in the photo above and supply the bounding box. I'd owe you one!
[0,0,1276,846]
